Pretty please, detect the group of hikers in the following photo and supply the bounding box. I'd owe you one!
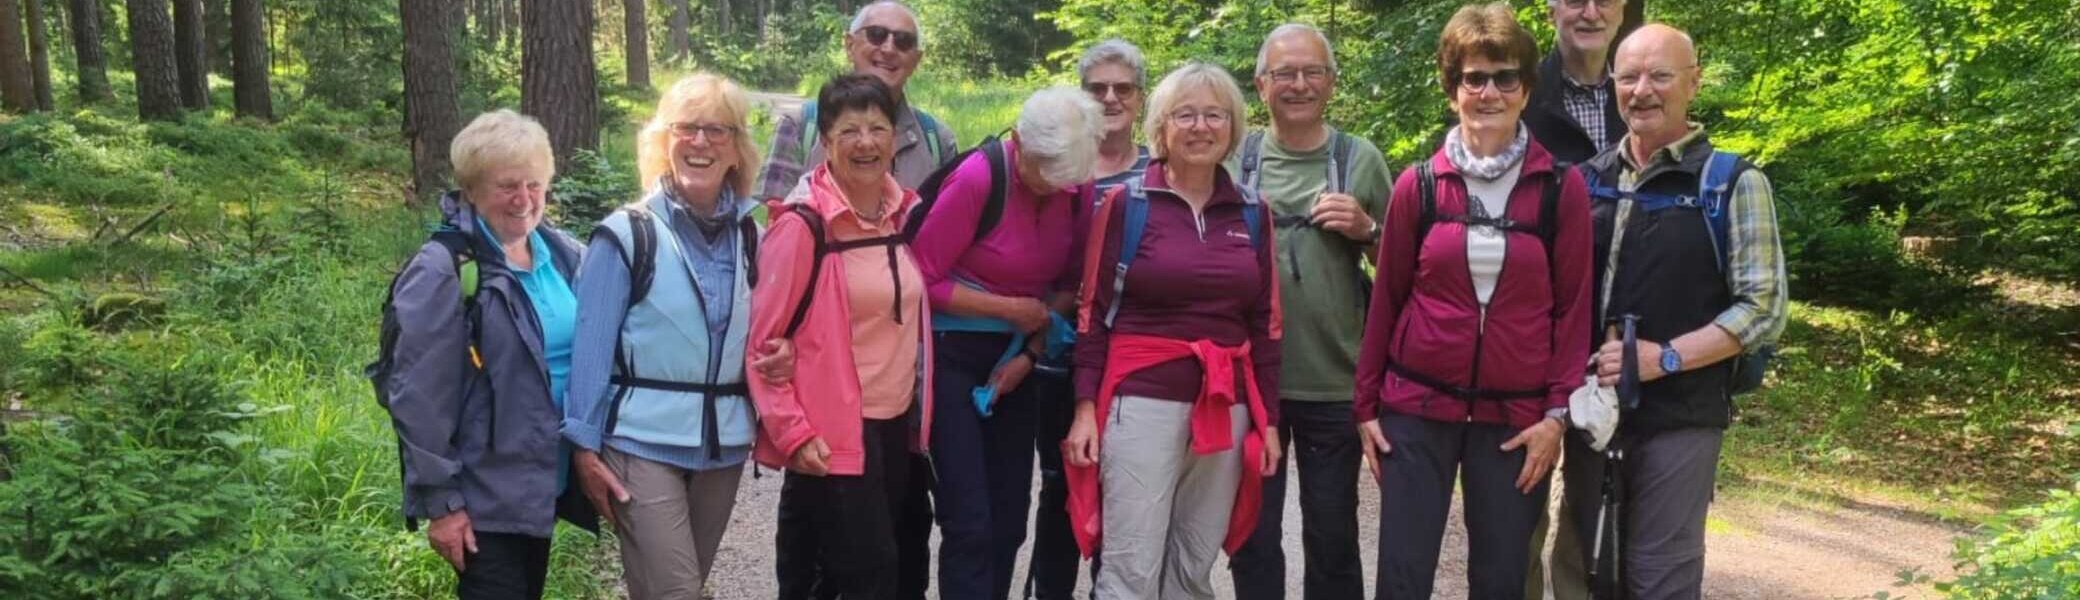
[370,0,1787,598]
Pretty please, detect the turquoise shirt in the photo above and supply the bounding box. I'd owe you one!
[480,218,579,492]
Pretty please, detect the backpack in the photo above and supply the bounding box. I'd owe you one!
[1083,178,1268,330]
[905,133,1011,244]
[1409,160,1569,267]
[614,204,762,308]
[1237,130,1371,308]
[772,204,914,337]
[365,228,482,531]
[800,100,945,167]
[1582,150,1774,395]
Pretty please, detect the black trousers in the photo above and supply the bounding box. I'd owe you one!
[1231,400,1366,600]
[1025,366,1096,599]
[777,418,915,600]
[455,531,550,600]
[931,332,1041,600]
[1373,412,1549,600]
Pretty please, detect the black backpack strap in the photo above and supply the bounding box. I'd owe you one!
[1541,163,1570,253]
[975,137,1009,243]
[739,214,760,287]
[1414,161,1438,259]
[1329,132,1356,194]
[782,205,829,338]
[1239,130,1266,190]
[623,207,659,308]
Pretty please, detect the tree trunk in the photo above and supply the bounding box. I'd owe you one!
[1616,0,1646,48]
[0,0,31,112]
[666,0,689,62]
[716,0,730,35]
[25,0,53,110]
[522,0,598,169]
[401,0,461,204]
[621,0,645,88]
[173,0,207,109]
[500,0,515,51]
[66,0,108,101]
[474,0,495,47]
[229,0,267,119]
[127,0,180,120]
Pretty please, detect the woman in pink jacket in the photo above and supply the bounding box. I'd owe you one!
[1353,4,1594,599]
[747,73,935,600]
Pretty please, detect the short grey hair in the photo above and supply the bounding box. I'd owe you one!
[1078,39,1147,86]
[1014,86,1105,187]
[1143,62,1250,161]
[849,1,925,50]
[1254,23,1338,77]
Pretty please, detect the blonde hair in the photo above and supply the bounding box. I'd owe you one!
[1143,62,1250,161]
[450,110,555,190]
[637,73,762,195]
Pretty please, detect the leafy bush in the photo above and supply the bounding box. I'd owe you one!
[1939,482,2080,598]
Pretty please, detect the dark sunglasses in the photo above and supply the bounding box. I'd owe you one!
[1454,68,1524,93]
[857,25,919,52]
[1082,81,1139,99]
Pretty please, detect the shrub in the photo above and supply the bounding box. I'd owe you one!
[1939,482,2080,598]
[549,148,640,238]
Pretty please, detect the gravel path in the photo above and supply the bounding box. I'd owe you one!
[684,456,1961,599]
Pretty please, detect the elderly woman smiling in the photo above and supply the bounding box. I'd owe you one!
[747,73,936,600]
[561,73,792,600]
[907,86,1102,599]
[1062,62,1284,600]
[377,110,589,599]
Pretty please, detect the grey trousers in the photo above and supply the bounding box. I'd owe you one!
[1095,396,1249,600]
[603,448,746,600]
[1560,428,1724,600]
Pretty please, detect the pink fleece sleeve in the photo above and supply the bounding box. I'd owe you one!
[747,211,821,461]
[1353,164,1425,422]
[909,152,993,308]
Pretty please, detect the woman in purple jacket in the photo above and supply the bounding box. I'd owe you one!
[1352,4,1594,599]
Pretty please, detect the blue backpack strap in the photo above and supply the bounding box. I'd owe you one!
[916,108,945,165]
[1238,130,1266,190]
[798,101,820,161]
[1581,165,1624,204]
[1697,150,1742,274]
[1238,186,1266,251]
[1104,180,1150,328]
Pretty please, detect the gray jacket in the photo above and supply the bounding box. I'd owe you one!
[379,192,589,538]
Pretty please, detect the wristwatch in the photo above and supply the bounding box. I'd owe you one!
[1363,220,1383,245]
[1660,346,1684,375]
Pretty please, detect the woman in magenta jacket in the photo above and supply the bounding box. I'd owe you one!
[1352,4,1594,599]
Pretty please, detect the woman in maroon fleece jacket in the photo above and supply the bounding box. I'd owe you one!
[1352,5,1593,599]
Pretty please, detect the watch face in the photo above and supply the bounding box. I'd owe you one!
[1662,350,1681,373]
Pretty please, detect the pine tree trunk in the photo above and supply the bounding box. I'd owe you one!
[716,0,730,35]
[173,0,207,109]
[401,0,461,204]
[522,0,599,169]
[1616,0,1646,47]
[25,0,53,110]
[0,0,32,112]
[229,0,267,119]
[127,0,180,120]
[499,0,515,51]
[621,0,646,89]
[475,0,495,47]
[667,0,690,62]
[66,0,108,101]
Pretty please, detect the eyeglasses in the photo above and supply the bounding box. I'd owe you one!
[669,122,737,142]
[1266,67,1334,84]
[1168,109,1231,128]
[1562,0,1619,8]
[1614,67,1692,89]
[1453,68,1523,93]
[856,25,919,52]
[1082,81,1139,100]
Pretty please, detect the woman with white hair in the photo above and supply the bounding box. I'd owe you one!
[376,110,591,599]
[907,85,1102,600]
[1061,63,1285,600]
[561,73,793,599]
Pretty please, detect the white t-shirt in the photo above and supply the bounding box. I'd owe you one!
[1464,170,1522,305]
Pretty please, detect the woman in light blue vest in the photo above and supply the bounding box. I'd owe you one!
[562,73,792,599]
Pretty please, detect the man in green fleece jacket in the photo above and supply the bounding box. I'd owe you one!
[1226,22,1394,600]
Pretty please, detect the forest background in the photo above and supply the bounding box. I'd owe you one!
[0,0,2075,597]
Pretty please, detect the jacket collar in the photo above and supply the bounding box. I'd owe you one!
[784,163,921,231]
[1142,159,1251,207]
[437,189,581,278]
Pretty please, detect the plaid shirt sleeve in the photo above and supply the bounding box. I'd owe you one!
[756,109,809,200]
[1712,168,1789,349]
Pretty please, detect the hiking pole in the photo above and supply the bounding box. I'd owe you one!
[1590,314,1644,600]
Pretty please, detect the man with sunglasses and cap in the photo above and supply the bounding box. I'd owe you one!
[1225,23,1391,600]
[757,1,958,201]
[754,5,955,599]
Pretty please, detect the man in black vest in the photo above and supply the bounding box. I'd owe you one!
[1526,2,1629,598]
[1566,24,1788,599]
[1525,0,1628,164]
